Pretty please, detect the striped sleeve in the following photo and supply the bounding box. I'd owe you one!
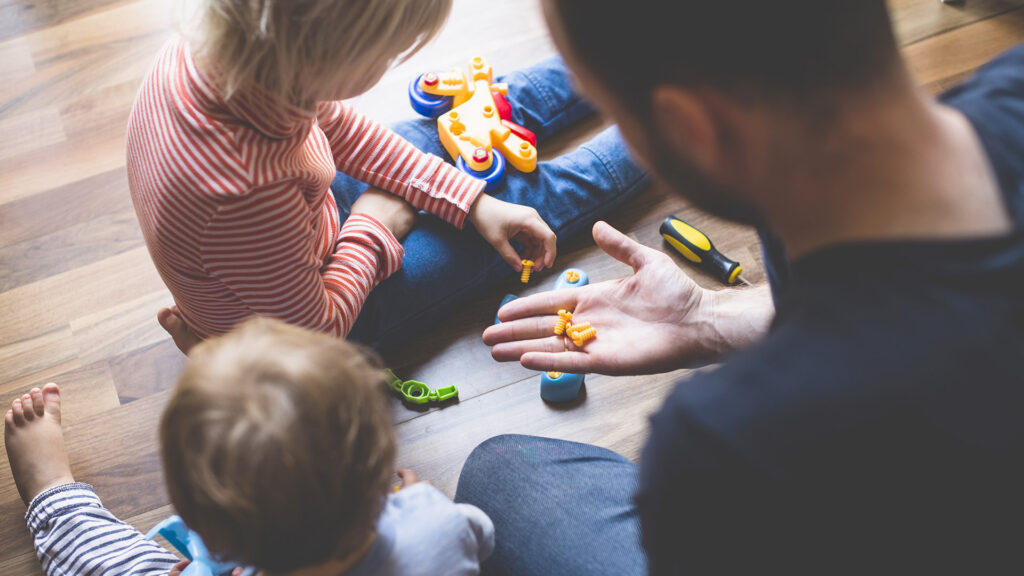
[26,483,180,576]
[317,101,484,229]
[201,185,404,337]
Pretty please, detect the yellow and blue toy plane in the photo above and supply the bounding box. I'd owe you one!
[410,56,538,190]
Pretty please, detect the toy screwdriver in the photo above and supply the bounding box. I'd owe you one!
[659,215,750,286]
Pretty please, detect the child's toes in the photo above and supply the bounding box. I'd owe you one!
[41,384,62,419]
[11,399,26,425]
[4,409,14,428]
[29,388,45,416]
[19,394,35,421]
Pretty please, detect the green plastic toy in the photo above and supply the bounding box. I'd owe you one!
[385,369,458,405]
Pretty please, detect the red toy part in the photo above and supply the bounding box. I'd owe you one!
[501,119,537,147]
[492,91,513,122]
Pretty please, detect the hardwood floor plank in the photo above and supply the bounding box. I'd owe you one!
[0,0,130,41]
[0,326,78,390]
[69,289,172,367]
[0,360,119,430]
[0,247,166,351]
[0,105,65,162]
[0,168,130,247]
[904,7,1024,86]
[890,0,1024,45]
[0,208,144,292]
[107,339,186,402]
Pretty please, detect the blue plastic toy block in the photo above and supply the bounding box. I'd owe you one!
[540,371,586,403]
[146,515,238,576]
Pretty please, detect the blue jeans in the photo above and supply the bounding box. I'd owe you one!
[334,56,649,350]
[455,435,646,576]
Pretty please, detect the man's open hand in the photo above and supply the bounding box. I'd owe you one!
[482,221,772,375]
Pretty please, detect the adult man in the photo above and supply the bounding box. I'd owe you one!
[457,1,1024,573]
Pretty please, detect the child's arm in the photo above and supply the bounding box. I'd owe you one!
[201,185,403,338]
[318,102,557,271]
[28,483,181,576]
[317,102,484,229]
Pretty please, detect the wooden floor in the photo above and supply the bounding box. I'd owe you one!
[1,0,1022,572]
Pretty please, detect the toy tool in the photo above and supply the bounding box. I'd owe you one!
[385,369,458,406]
[146,516,239,576]
[659,215,749,286]
[409,56,538,190]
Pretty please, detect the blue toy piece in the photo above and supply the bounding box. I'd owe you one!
[494,293,518,324]
[146,515,238,576]
[553,268,589,290]
[540,371,586,403]
[455,148,506,192]
[540,268,590,403]
[408,75,453,118]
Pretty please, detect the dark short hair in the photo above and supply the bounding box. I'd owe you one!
[160,317,396,572]
[546,0,899,113]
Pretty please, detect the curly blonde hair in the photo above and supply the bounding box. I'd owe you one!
[191,0,452,105]
[160,317,396,572]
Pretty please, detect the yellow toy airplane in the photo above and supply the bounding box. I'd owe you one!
[410,56,538,190]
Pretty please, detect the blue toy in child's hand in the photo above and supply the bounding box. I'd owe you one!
[146,515,238,576]
[540,268,589,403]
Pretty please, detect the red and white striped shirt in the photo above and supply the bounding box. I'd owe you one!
[126,39,484,339]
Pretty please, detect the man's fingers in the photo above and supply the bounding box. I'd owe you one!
[490,335,568,362]
[495,290,581,323]
[483,316,560,346]
[521,351,593,373]
[592,221,648,271]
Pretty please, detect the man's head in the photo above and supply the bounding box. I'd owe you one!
[160,317,396,573]
[193,0,452,105]
[542,1,904,225]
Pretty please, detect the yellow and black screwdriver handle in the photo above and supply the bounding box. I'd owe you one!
[659,215,743,285]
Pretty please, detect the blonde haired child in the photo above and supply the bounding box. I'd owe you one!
[130,0,647,352]
[5,317,494,575]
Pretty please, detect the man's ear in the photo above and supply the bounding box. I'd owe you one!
[650,86,720,176]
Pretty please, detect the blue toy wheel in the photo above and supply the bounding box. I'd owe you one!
[408,74,453,118]
[456,149,506,191]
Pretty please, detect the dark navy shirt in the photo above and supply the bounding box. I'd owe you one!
[638,44,1024,573]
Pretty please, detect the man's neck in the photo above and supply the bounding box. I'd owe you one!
[759,76,1012,261]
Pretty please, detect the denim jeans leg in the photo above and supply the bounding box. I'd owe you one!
[455,435,647,576]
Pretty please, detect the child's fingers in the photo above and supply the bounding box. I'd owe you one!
[493,239,524,271]
[397,468,420,487]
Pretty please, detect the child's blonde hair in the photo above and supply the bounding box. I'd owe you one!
[193,0,453,105]
[160,317,396,572]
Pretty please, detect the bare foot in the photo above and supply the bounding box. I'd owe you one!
[157,306,202,355]
[4,383,75,506]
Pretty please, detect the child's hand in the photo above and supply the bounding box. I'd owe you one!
[468,194,557,272]
[351,189,416,241]
[396,468,431,489]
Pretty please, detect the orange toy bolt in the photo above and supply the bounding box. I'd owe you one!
[572,327,597,347]
[520,259,534,283]
[554,309,573,335]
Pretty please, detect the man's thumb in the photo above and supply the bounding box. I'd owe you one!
[592,221,646,271]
